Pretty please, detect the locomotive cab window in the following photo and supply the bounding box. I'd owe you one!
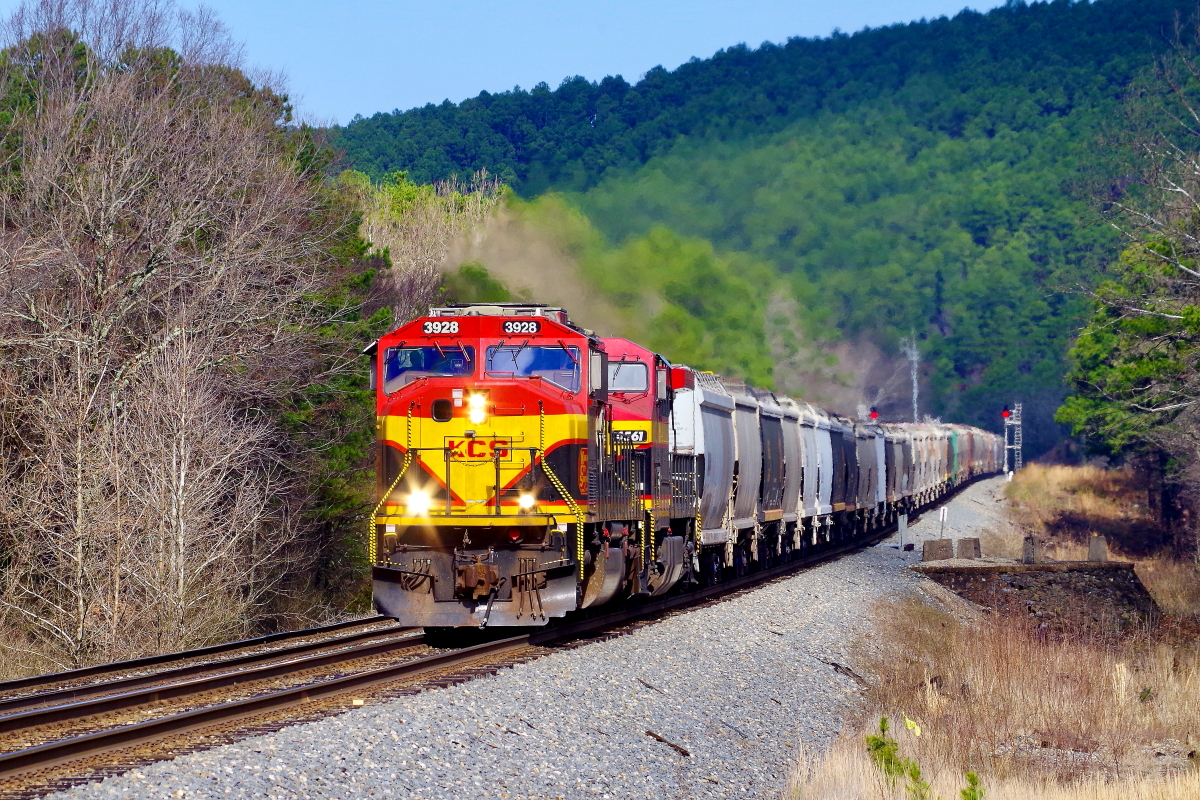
[607,361,648,392]
[383,346,475,394]
[486,345,581,392]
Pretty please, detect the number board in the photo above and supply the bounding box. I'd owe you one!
[502,320,540,334]
[612,429,648,444]
[422,320,459,335]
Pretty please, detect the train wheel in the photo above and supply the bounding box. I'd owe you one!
[733,543,750,578]
[700,549,722,587]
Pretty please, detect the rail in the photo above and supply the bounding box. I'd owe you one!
[0,624,417,720]
[0,616,398,697]
[0,636,529,783]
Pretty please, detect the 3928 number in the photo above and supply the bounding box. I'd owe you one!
[502,320,540,334]
[422,320,459,335]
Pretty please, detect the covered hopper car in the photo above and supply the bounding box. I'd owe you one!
[366,304,1004,628]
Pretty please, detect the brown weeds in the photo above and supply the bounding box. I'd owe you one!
[789,597,1200,798]
[789,736,1200,800]
[1005,465,1168,558]
[1135,558,1200,618]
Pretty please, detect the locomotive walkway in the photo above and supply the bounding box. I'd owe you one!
[31,476,1010,800]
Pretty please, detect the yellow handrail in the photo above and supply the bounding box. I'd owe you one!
[539,401,586,579]
[367,402,415,564]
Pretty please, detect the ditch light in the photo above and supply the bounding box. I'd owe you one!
[406,489,431,517]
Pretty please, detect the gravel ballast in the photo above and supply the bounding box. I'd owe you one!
[47,477,1008,800]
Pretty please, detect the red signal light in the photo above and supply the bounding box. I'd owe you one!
[507,528,522,542]
[1001,406,1011,419]
[869,407,879,420]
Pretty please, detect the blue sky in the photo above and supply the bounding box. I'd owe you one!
[3,1,1007,124]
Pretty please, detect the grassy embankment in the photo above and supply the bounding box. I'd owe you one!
[788,466,1200,799]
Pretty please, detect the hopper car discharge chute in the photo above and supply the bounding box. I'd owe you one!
[366,304,1007,629]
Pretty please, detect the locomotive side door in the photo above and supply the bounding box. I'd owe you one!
[651,356,673,527]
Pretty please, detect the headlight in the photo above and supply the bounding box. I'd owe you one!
[468,393,486,409]
[518,493,536,510]
[406,490,431,517]
[468,407,487,424]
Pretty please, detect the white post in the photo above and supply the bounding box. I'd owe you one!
[1003,420,1009,473]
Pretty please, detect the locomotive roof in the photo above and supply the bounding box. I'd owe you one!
[363,304,597,356]
[428,303,565,318]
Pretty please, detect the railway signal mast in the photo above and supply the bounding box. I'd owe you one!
[1002,403,1023,473]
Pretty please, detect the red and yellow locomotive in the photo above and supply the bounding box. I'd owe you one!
[366,304,692,628]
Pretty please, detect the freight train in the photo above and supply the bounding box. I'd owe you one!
[365,304,1004,628]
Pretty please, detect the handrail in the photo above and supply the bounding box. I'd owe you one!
[369,401,415,563]
[539,401,586,578]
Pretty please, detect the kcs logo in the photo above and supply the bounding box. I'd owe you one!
[445,437,512,460]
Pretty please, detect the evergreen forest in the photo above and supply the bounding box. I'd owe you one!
[334,0,1199,455]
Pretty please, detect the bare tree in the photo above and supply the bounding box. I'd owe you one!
[118,337,296,653]
[0,0,353,671]
[343,170,504,324]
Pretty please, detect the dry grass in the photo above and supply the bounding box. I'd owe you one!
[1005,464,1168,558]
[789,736,1200,800]
[1006,464,1151,525]
[977,525,1024,560]
[1135,557,1200,618]
[788,597,1200,798]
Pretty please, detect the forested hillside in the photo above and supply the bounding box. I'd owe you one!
[334,0,1192,455]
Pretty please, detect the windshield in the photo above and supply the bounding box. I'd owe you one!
[383,346,475,393]
[486,345,581,392]
[608,360,648,392]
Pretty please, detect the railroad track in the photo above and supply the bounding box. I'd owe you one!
[0,507,923,798]
[0,615,407,700]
